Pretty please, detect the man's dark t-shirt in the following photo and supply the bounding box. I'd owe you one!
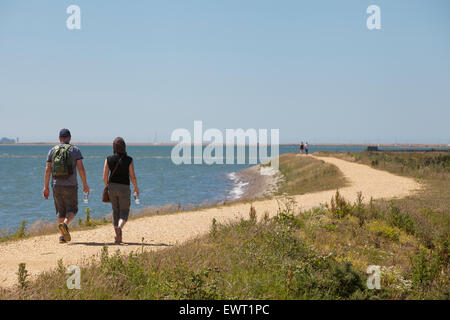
[107,154,133,185]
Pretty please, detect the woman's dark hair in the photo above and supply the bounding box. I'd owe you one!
[113,137,127,156]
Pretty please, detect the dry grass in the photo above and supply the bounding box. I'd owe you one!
[317,151,450,247]
[2,190,447,300]
[277,154,348,196]
[0,202,368,300]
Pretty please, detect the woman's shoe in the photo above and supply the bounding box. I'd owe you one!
[114,227,122,244]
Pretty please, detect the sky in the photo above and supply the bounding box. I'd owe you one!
[0,0,449,144]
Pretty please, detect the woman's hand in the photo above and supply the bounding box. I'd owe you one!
[129,161,139,196]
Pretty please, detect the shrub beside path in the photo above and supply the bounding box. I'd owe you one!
[0,155,421,288]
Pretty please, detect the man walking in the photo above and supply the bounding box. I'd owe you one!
[43,129,89,243]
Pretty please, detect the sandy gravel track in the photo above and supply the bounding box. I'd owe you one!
[0,156,421,288]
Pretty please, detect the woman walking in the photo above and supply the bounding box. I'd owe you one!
[103,137,139,244]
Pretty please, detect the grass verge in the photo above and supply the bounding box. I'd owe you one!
[277,153,347,195]
[316,151,450,248]
[2,192,447,299]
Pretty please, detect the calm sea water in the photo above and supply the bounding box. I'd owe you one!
[1,144,442,231]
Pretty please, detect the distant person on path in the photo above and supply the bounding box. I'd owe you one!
[300,142,304,154]
[305,142,309,154]
[103,137,139,244]
[43,129,89,243]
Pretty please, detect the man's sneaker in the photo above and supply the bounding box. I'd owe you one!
[59,236,67,244]
[58,223,71,242]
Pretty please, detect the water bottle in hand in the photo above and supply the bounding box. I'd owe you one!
[133,192,140,204]
[83,192,89,203]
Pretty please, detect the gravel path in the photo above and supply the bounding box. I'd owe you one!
[0,156,421,288]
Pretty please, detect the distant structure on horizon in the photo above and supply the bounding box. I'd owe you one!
[367,146,379,152]
[153,132,159,145]
[0,137,16,144]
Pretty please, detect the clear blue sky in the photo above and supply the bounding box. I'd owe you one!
[1,0,449,143]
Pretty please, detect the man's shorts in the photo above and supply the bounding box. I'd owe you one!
[52,185,78,218]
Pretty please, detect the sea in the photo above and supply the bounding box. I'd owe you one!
[0,144,447,231]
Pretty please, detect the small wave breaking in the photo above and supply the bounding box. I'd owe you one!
[227,172,249,200]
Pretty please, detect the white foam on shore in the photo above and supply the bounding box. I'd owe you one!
[260,166,279,176]
[227,172,249,200]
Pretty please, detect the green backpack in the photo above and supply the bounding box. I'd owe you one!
[51,144,73,179]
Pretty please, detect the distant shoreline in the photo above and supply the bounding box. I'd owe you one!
[1,142,449,148]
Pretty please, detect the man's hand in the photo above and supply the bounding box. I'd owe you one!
[43,162,51,199]
[134,187,140,196]
[83,184,90,195]
[43,187,50,199]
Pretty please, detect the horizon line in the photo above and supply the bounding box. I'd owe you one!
[1,142,449,148]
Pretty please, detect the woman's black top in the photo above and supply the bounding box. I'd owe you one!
[107,154,133,185]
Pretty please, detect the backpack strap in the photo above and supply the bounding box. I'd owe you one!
[53,144,71,153]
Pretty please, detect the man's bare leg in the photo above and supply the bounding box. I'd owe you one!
[64,212,76,226]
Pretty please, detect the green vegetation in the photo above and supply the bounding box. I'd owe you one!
[2,191,447,299]
[16,263,29,290]
[318,151,450,249]
[277,153,347,195]
[1,202,365,299]
[0,219,28,243]
[334,151,450,179]
[78,208,108,227]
